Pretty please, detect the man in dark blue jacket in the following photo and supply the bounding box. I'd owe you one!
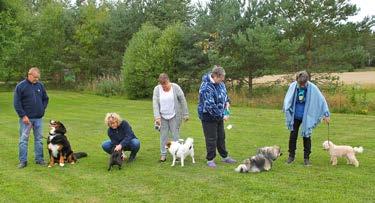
[198,65,236,168]
[14,67,49,169]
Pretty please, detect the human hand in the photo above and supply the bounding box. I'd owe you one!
[226,102,230,110]
[114,144,122,152]
[323,117,330,124]
[223,115,229,122]
[22,116,30,125]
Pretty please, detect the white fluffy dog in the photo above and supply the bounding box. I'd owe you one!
[165,138,195,167]
[322,140,363,167]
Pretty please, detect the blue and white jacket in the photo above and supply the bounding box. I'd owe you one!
[198,73,230,121]
[14,79,49,119]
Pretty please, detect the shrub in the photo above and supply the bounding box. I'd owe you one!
[85,75,125,97]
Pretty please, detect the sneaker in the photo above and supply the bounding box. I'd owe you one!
[160,155,166,162]
[286,157,295,164]
[207,161,216,168]
[221,157,237,164]
[18,162,27,169]
[128,155,136,162]
[35,160,46,166]
[304,159,311,166]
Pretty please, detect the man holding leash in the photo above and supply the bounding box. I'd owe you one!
[14,67,49,169]
[283,70,330,166]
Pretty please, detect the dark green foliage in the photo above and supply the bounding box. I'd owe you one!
[0,0,373,97]
[123,24,161,99]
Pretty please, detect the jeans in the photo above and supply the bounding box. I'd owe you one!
[160,116,180,156]
[288,119,311,159]
[102,138,140,158]
[19,118,44,163]
[202,120,228,161]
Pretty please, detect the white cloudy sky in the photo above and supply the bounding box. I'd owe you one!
[191,0,375,23]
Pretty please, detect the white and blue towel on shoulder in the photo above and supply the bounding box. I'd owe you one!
[283,81,330,137]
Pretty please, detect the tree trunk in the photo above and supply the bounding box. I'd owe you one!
[306,31,313,69]
[248,69,253,98]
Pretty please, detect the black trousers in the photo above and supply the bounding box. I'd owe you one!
[202,120,228,161]
[288,119,311,159]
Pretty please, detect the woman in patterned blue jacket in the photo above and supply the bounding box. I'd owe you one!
[198,65,237,168]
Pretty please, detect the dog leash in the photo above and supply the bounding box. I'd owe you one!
[327,123,330,143]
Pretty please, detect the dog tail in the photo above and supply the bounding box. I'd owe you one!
[74,152,88,159]
[354,146,364,154]
[234,164,248,173]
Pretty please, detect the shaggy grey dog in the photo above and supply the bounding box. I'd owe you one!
[235,146,282,173]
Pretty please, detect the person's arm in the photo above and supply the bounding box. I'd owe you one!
[41,83,49,110]
[314,83,330,124]
[152,86,161,124]
[13,85,26,118]
[120,121,135,147]
[176,84,189,120]
[201,89,222,118]
[108,128,120,146]
[223,83,230,106]
[321,91,330,124]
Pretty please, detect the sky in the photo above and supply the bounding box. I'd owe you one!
[191,0,375,23]
[348,0,375,22]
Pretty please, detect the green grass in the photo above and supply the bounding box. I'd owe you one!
[0,91,374,202]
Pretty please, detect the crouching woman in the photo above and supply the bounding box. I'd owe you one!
[102,113,140,162]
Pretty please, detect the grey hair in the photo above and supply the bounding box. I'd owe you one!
[295,70,309,84]
[158,73,170,84]
[211,65,226,77]
[28,67,40,75]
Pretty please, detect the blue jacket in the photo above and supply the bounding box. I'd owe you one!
[108,120,137,147]
[14,79,49,119]
[198,73,230,121]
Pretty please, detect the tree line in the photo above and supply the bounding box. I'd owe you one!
[1,0,374,98]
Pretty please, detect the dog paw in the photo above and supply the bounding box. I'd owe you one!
[48,165,52,168]
[71,162,75,165]
[59,163,65,167]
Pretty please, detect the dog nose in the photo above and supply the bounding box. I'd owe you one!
[280,153,283,156]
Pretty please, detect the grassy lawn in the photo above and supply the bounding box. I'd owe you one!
[0,91,374,202]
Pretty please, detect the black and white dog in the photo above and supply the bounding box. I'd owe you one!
[47,120,87,167]
[165,138,195,167]
[235,146,282,173]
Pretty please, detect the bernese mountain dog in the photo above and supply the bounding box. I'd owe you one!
[47,120,87,167]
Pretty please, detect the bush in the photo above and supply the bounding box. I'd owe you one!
[122,24,161,99]
[85,75,125,97]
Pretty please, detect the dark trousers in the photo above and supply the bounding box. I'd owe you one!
[288,119,311,159]
[202,120,228,161]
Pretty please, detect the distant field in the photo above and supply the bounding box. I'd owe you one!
[254,71,375,85]
[0,91,374,202]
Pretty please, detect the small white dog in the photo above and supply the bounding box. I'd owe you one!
[322,140,363,167]
[165,137,195,167]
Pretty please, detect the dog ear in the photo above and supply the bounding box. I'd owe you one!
[55,121,67,134]
[60,122,67,134]
[166,141,172,149]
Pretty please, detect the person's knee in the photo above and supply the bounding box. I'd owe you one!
[131,139,141,151]
[102,141,112,154]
